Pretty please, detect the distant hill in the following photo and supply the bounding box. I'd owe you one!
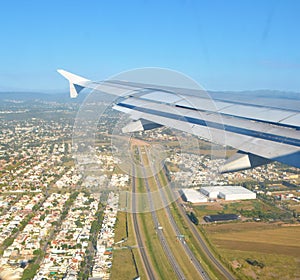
[0,89,299,110]
[210,89,300,100]
[0,91,86,103]
[0,89,118,104]
[209,90,300,111]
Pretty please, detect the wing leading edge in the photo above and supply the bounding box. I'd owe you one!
[58,69,300,173]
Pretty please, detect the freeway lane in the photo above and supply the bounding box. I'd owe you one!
[146,149,210,280]
[175,200,235,280]
[131,166,156,280]
[158,163,235,279]
[131,144,234,280]
[138,146,186,280]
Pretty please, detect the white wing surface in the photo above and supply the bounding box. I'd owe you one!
[58,69,300,173]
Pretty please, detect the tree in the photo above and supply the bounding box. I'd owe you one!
[33,249,41,255]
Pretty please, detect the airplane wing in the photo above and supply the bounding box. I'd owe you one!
[58,69,300,173]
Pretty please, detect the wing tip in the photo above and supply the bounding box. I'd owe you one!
[57,69,89,98]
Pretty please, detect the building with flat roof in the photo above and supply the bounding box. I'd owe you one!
[204,214,240,222]
[200,186,256,201]
[180,189,208,203]
[200,187,220,198]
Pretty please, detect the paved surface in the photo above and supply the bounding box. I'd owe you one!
[146,149,210,280]
[175,192,236,280]
[132,167,156,280]
[139,147,186,280]
[131,146,235,280]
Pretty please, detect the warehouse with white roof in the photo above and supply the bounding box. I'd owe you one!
[180,189,208,203]
[200,186,256,201]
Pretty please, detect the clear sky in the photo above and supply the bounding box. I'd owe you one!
[1,0,300,92]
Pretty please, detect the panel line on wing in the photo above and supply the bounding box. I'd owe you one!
[117,102,300,148]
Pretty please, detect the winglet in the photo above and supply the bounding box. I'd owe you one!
[57,69,90,98]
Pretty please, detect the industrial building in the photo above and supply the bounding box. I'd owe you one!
[204,214,240,222]
[200,186,256,201]
[179,189,208,203]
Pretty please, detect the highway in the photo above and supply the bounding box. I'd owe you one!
[132,145,235,280]
[161,161,235,280]
[146,149,210,280]
[175,200,235,280]
[131,167,156,280]
[138,147,186,280]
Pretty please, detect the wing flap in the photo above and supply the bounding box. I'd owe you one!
[130,87,300,128]
[114,97,300,168]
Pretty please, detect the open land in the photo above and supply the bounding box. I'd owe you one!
[203,222,300,279]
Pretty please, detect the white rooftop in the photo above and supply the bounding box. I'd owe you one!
[180,189,208,203]
[202,186,252,194]
[200,186,256,200]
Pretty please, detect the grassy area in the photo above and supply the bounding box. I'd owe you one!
[168,202,228,280]
[132,148,177,279]
[158,190,212,278]
[115,147,176,280]
[149,171,210,279]
[206,223,300,256]
[133,144,236,279]
[145,171,201,279]
[21,263,40,280]
[219,249,300,280]
[194,199,292,221]
[155,208,201,280]
[111,211,141,280]
[158,170,176,203]
[111,162,148,280]
[127,213,147,280]
[111,250,139,280]
[192,199,299,279]
[203,222,300,279]
[138,212,176,280]
[159,162,231,279]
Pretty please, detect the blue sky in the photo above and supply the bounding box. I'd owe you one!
[1,0,300,92]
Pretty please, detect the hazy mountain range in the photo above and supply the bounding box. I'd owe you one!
[0,90,299,110]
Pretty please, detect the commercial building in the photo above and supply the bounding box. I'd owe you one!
[200,186,256,201]
[180,189,208,203]
[204,214,240,222]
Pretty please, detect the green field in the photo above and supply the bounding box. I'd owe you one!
[110,211,145,280]
[194,199,292,221]
[203,222,300,279]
